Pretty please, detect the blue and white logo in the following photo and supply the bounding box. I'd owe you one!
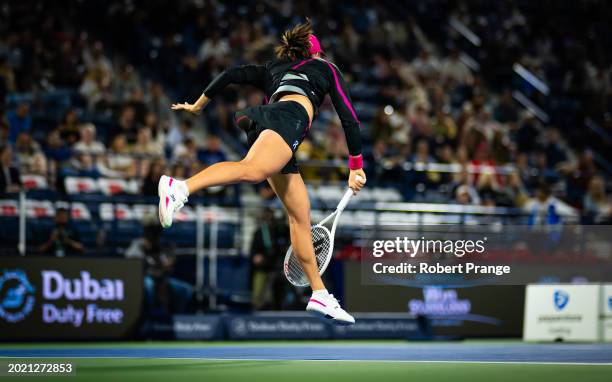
[0,270,36,323]
[231,318,247,336]
[608,296,612,311]
[292,140,299,151]
[553,290,569,311]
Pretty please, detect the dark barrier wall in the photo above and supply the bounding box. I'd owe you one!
[0,257,143,340]
[344,261,524,337]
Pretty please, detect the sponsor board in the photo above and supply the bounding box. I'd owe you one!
[0,257,143,340]
[145,315,223,340]
[223,312,421,340]
[344,261,524,337]
[523,284,600,341]
[226,313,330,340]
[602,284,612,342]
[332,314,420,339]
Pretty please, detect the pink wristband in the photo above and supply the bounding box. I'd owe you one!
[348,154,363,170]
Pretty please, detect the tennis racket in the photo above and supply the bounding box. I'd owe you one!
[283,176,363,287]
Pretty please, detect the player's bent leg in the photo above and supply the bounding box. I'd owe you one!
[268,173,355,325]
[158,129,292,228]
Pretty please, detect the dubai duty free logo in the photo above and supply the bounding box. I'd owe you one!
[553,290,569,311]
[0,270,36,323]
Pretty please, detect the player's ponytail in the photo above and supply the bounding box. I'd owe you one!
[275,21,313,60]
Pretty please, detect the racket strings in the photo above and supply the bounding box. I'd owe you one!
[286,226,331,286]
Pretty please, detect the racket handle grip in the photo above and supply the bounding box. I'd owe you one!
[338,175,364,212]
[337,188,354,212]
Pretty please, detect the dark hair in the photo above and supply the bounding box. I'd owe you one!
[275,21,313,60]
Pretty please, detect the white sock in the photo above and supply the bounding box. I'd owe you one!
[312,289,328,297]
[178,180,190,197]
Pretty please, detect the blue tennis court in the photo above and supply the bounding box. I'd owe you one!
[2,342,612,364]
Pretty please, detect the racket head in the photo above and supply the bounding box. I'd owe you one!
[283,225,333,287]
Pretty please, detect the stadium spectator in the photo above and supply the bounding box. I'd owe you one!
[325,119,348,159]
[452,168,481,206]
[132,126,163,157]
[364,139,404,186]
[524,183,562,225]
[431,108,457,146]
[173,137,198,165]
[411,49,441,80]
[440,49,473,87]
[146,82,174,127]
[409,102,432,140]
[197,135,227,167]
[542,127,568,168]
[0,145,20,194]
[83,41,113,82]
[412,139,434,164]
[490,129,511,164]
[6,102,31,144]
[197,30,229,63]
[583,176,611,223]
[170,162,187,180]
[14,132,42,173]
[57,109,81,145]
[455,184,480,206]
[142,158,166,197]
[101,134,136,178]
[0,56,16,94]
[38,208,84,256]
[79,41,114,110]
[44,129,72,164]
[166,119,194,150]
[250,208,290,310]
[498,170,529,208]
[515,112,540,154]
[79,67,112,110]
[564,150,598,205]
[125,217,193,315]
[73,123,105,155]
[493,89,519,123]
[65,153,103,179]
[113,64,142,103]
[111,105,138,143]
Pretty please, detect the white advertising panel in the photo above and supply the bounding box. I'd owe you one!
[523,284,600,341]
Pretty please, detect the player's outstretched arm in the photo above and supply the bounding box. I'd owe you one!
[171,94,210,114]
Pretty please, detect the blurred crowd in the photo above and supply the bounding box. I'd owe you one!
[0,0,611,223]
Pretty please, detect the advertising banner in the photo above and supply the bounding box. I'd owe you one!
[226,312,330,340]
[344,261,525,337]
[225,312,421,340]
[332,313,420,339]
[0,256,143,340]
[523,284,600,341]
[145,315,224,340]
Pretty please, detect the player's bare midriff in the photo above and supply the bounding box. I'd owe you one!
[278,94,314,123]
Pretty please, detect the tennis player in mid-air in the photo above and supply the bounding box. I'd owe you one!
[161,21,365,324]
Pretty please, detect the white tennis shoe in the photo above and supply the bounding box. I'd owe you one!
[306,291,355,325]
[158,175,188,228]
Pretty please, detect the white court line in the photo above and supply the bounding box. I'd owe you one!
[1,356,611,366]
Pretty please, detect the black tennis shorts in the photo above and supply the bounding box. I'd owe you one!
[234,101,311,174]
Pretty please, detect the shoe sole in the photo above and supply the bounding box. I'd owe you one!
[306,306,355,326]
[158,176,172,228]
